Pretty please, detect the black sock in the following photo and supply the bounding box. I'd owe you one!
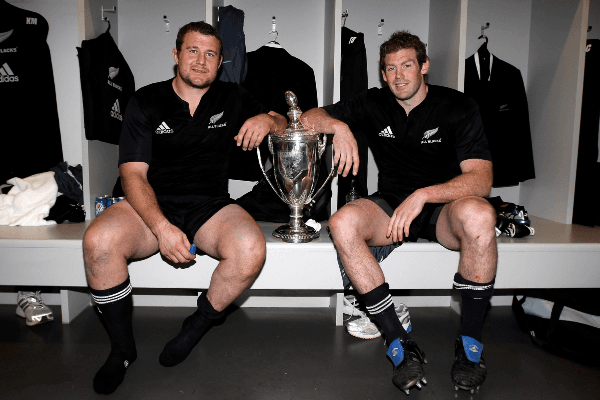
[90,277,137,395]
[454,272,495,342]
[359,282,411,344]
[159,291,226,367]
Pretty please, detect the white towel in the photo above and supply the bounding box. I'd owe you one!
[0,172,58,226]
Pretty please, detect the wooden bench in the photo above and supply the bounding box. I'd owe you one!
[1,216,599,325]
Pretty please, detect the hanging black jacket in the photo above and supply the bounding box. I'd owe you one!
[77,28,135,145]
[465,51,535,187]
[217,5,247,84]
[0,3,63,183]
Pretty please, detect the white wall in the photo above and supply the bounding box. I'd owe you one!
[119,0,206,89]
[7,0,83,167]
[522,0,588,223]
[341,0,430,90]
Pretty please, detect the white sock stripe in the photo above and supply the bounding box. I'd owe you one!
[453,281,494,290]
[366,295,393,314]
[92,283,132,304]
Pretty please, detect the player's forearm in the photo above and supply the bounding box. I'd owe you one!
[267,111,288,134]
[121,172,170,237]
[417,168,492,204]
[300,108,350,135]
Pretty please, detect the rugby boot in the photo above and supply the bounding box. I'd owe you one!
[387,337,427,395]
[451,336,487,393]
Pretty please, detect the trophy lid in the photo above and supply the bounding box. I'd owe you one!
[282,91,317,137]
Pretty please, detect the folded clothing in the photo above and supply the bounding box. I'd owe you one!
[0,172,58,226]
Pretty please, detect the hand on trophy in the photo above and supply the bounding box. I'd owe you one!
[234,111,287,150]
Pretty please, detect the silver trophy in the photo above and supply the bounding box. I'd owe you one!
[257,91,335,243]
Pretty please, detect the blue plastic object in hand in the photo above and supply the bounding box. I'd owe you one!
[190,244,196,254]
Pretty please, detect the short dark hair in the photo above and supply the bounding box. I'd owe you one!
[176,21,222,56]
[380,30,428,70]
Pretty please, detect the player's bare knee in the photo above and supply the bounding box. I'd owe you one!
[329,206,361,239]
[451,197,496,241]
[233,228,266,268]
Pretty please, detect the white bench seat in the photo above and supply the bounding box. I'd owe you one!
[1,216,599,324]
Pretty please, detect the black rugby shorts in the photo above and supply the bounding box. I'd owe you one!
[156,193,235,244]
[366,191,445,243]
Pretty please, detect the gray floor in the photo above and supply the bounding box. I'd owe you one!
[1,304,599,400]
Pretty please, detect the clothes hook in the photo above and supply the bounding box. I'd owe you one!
[101,6,116,22]
[378,19,384,36]
[269,16,278,43]
[342,10,348,27]
[163,15,170,32]
[479,22,490,41]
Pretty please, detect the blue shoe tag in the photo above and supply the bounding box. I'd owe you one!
[387,338,405,367]
[461,336,483,363]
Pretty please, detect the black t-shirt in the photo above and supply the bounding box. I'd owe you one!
[323,85,491,197]
[119,79,267,195]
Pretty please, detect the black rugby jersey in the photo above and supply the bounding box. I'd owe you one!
[119,79,267,195]
[324,85,491,197]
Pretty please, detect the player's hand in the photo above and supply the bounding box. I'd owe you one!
[332,127,359,177]
[235,114,273,151]
[387,190,427,243]
[154,222,196,263]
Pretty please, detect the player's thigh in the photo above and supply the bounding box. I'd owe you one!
[84,200,159,260]
[193,204,266,260]
[330,198,394,247]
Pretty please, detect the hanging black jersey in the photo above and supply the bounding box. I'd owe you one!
[0,5,63,183]
[119,79,267,196]
[78,28,135,145]
[323,85,491,197]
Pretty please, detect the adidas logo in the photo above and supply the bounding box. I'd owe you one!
[208,111,227,129]
[110,99,123,121]
[155,121,174,134]
[0,63,19,83]
[378,126,395,138]
[421,127,441,144]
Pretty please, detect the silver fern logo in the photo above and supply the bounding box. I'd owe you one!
[108,67,119,79]
[422,128,438,140]
[421,127,441,144]
[210,112,224,124]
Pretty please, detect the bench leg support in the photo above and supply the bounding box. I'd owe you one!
[329,292,344,326]
[60,289,91,324]
[450,290,461,315]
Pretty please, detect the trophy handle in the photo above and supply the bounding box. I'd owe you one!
[257,138,287,204]
[306,143,336,208]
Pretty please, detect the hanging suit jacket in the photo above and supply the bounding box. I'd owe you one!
[77,28,135,145]
[464,52,535,187]
[0,4,63,183]
[217,5,247,84]
[572,39,600,226]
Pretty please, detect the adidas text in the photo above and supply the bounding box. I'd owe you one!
[0,63,18,83]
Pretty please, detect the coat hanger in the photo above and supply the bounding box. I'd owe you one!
[266,16,282,48]
[477,23,490,60]
[342,10,348,27]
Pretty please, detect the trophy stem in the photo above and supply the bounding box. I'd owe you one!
[272,204,320,243]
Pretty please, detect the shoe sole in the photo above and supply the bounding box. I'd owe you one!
[346,330,382,339]
[16,308,54,326]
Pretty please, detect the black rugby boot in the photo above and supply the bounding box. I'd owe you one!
[451,336,487,393]
[387,337,428,395]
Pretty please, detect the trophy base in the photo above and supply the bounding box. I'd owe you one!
[272,224,320,243]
